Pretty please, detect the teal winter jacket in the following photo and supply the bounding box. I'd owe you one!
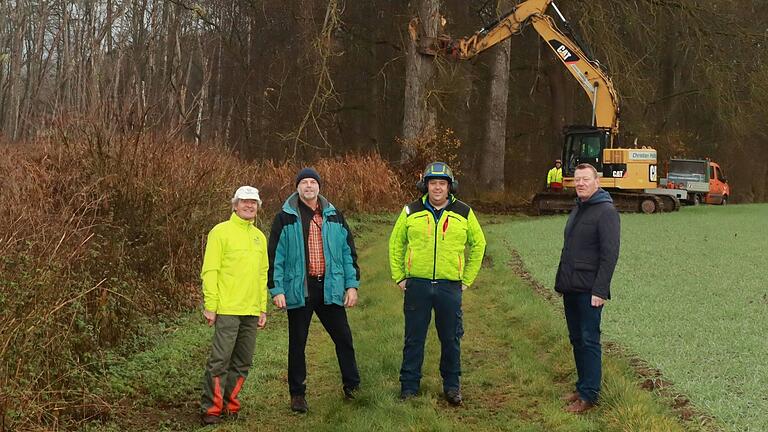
[267,193,360,309]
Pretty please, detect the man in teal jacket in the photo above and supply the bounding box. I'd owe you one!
[199,186,268,425]
[389,162,486,405]
[268,167,361,413]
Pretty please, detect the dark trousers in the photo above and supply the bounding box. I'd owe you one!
[200,315,259,416]
[287,277,360,396]
[563,292,603,403]
[400,278,464,394]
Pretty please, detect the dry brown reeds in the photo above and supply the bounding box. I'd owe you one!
[0,124,406,430]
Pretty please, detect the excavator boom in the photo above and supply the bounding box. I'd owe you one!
[446,0,618,135]
[427,0,680,214]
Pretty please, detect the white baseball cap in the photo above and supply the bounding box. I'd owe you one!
[233,186,262,205]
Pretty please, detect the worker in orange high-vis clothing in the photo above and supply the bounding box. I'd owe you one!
[199,186,269,426]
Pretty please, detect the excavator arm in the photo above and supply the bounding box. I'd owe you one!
[442,0,619,137]
[419,0,677,213]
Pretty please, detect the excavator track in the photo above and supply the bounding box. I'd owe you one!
[532,191,680,214]
[531,191,577,214]
[611,193,662,214]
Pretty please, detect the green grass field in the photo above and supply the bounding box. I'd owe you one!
[500,204,768,432]
[83,212,719,432]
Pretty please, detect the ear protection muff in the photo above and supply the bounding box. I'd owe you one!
[416,162,458,194]
[416,178,427,194]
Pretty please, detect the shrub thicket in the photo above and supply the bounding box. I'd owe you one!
[0,126,407,430]
[395,127,463,187]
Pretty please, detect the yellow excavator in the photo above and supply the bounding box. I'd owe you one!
[418,0,682,213]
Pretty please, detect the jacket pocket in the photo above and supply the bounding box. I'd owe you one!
[571,260,597,289]
[407,248,413,274]
[284,276,300,305]
[573,260,598,271]
[330,270,345,303]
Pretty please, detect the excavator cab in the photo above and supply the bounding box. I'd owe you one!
[562,126,611,176]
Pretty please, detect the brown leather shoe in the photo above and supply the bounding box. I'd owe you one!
[565,398,595,414]
[200,414,221,425]
[560,392,580,403]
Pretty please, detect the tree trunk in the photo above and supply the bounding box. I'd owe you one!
[545,52,568,162]
[478,37,510,192]
[401,0,440,163]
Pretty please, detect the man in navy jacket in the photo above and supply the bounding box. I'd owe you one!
[554,163,620,414]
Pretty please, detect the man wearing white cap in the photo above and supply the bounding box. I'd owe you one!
[199,186,269,425]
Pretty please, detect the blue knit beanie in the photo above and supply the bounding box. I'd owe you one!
[295,167,321,187]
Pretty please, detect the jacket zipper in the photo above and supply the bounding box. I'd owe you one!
[432,214,440,280]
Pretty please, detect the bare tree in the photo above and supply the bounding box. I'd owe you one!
[401,0,440,163]
[0,0,764,202]
[477,1,513,192]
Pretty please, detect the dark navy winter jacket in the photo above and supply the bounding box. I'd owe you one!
[554,188,620,299]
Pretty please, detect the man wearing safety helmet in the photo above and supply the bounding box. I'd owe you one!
[547,159,564,192]
[388,162,486,406]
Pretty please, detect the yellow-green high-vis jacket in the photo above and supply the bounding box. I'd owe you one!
[547,166,563,185]
[201,212,269,315]
[389,195,486,286]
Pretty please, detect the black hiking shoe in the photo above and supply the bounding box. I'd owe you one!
[343,386,359,400]
[444,389,463,406]
[291,395,308,413]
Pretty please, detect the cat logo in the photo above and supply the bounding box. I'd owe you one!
[549,40,580,64]
[612,170,625,178]
[556,45,574,62]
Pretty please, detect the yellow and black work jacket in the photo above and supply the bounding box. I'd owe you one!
[389,195,486,286]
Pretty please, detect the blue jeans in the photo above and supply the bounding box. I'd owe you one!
[400,278,464,394]
[563,292,603,403]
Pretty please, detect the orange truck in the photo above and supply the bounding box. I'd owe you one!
[660,159,730,205]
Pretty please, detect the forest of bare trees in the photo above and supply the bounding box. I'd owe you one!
[1,0,766,200]
[1,2,767,428]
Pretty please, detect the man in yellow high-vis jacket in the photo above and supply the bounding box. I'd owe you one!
[547,159,564,191]
[199,186,268,425]
[388,162,486,406]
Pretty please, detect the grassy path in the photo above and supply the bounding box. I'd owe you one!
[88,215,699,432]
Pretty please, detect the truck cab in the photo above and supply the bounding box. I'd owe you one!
[706,162,730,205]
[661,158,730,205]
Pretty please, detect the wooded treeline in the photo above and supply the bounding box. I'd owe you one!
[1,0,766,201]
